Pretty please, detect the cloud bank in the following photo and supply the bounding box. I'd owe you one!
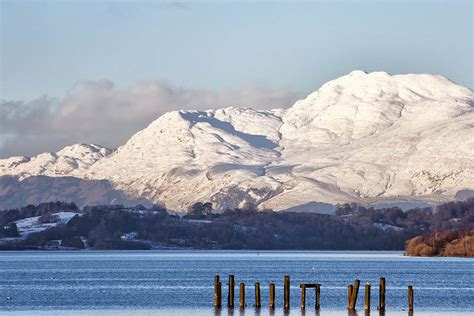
[0,80,304,158]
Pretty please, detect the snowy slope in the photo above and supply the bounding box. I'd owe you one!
[0,144,111,180]
[1,71,473,212]
[14,212,80,237]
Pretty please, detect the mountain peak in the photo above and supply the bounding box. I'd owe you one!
[57,143,112,158]
[348,69,370,76]
[317,71,471,101]
[282,71,473,145]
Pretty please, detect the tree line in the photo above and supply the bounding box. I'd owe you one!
[0,198,472,251]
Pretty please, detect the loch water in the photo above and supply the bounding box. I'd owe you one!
[0,251,473,315]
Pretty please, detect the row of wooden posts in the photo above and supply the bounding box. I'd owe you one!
[214,275,414,311]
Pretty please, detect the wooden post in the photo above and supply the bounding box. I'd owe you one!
[315,284,321,310]
[218,282,222,308]
[284,275,290,310]
[301,284,306,309]
[349,279,360,310]
[348,284,353,309]
[365,283,371,311]
[408,285,414,311]
[214,275,221,308]
[228,275,234,308]
[255,282,261,308]
[269,283,275,309]
[378,277,385,311]
[239,283,245,309]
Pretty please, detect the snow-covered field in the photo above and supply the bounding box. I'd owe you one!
[374,222,404,231]
[13,212,80,237]
[1,71,473,212]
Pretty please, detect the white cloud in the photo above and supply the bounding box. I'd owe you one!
[0,80,304,158]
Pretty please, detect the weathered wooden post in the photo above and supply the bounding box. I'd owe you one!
[365,283,371,311]
[255,282,261,308]
[378,277,385,311]
[300,284,306,309]
[315,284,321,310]
[227,275,234,308]
[214,275,221,308]
[284,275,290,310]
[408,285,414,312]
[239,283,245,309]
[348,284,353,309]
[349,279,360,310]
[269,283,276,309]
[218,281,222,308]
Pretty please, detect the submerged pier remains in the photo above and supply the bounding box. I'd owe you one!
[213,274,414,311]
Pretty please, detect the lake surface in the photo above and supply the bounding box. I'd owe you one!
[0,251,473,315]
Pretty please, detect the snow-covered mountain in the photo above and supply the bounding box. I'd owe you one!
[1,71,473,212]
[0,144,111,180]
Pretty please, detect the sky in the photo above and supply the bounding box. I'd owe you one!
[1,0,473,158]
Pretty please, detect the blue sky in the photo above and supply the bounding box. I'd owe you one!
[1,0,473,101]
[0,0,473,157]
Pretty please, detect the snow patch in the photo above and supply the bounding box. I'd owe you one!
[14,212,81,237]
[374,222,404,231]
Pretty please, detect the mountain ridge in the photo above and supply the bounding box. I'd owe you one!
[1,71,473,212]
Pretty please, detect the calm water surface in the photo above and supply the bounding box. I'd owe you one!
[0,251,473,315]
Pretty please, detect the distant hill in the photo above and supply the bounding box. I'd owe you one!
[1,71,473,212]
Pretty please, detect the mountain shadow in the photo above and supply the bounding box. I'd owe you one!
[0,175,152,209]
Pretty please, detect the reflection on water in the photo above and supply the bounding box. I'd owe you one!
[2,309,467,316]
[212,308,411,316]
